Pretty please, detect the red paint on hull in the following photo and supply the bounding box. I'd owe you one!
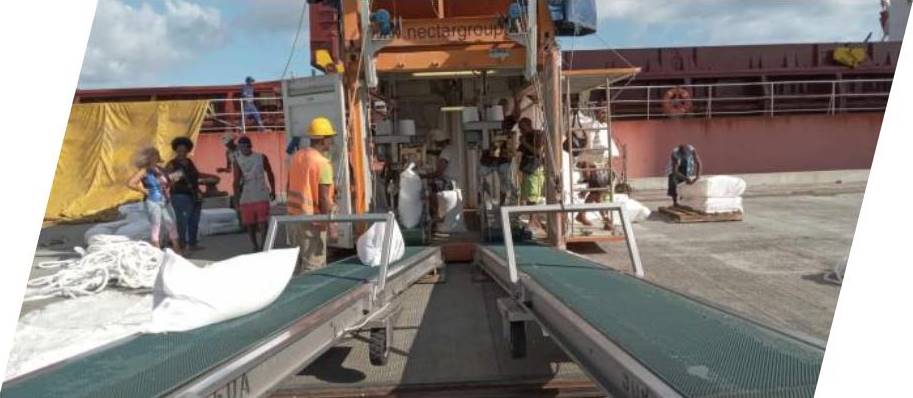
[614,113,882,178]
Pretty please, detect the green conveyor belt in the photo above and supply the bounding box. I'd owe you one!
[485,245,823,398]
[1,247,429,398]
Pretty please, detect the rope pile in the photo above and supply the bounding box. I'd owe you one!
[25,235,164,302]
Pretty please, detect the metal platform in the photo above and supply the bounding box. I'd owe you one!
[1,214,444,398]
[476,242,825,398]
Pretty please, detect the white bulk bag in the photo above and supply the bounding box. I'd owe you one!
[114,218,152,241]
[679,196,743,214]
[436,189,467,233]
[356,221,406,267]
[84,219,132,244]
[573,194,651,226]
[677,175,747,199]
[200,208,239,225]
[619,196,652,224]
[197,208,241,238]
[118,202,146,217]
[146,248,298,333]
[198,221,241,238]
[398,163,424,228]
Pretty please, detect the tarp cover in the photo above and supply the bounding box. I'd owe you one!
[44,100,210,221]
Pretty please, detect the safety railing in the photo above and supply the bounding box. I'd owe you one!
[201,97,286,134]
[499,203,645,284]
[599,78,893,120]
[264,212,397,302]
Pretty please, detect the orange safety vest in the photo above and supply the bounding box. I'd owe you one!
[287,148,333,215]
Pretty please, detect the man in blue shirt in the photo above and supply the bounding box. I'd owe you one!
[242,76,266,132]
[668,144,702,207]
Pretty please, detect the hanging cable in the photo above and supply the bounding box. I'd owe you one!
[280,1,309,80]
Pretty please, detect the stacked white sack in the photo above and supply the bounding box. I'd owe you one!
[85,203,242,243]
[677,176,746,214]
[197,208,242,236]
[678,197,744,214]
[677,176,746,198]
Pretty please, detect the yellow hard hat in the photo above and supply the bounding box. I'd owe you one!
[308,117,337,138]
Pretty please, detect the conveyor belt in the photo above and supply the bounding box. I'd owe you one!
[2,247,437,398]
[479,244,824,398]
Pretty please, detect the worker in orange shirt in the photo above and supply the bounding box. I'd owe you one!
[287,116,338,274]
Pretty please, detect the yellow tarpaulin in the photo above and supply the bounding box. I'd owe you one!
[45,100,210,222]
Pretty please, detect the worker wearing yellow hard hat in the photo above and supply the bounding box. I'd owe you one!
[308,116,337,137]
[287,116,338,274]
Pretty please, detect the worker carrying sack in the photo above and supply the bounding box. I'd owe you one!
[398,163,424,228]
[146,248,298,333]
[356,221,406,267]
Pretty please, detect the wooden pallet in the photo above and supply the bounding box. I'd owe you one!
[566,224,627,244]
[658,206,743,223]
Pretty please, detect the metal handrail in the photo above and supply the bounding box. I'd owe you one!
[572,77,893,120]
[608,78,893,91]
[264,212,396,301]
[499,203,645,284]
[202,96,286,133]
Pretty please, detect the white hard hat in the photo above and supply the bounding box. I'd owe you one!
[429,128,449,142]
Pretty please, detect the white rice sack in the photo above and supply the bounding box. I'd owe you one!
[589,194,651,226]
[200,208,239,225]
[621,197,651,224]
[84,219,132,244]
[677,175,747,199]
[146,248,299,333]
[679,196,743,214]
[398,163,423,228]
[356,222,406,267]
[114,219,152,241]
[199,221,241,237]
[436,189,467,233]
[118,202,146,217]
[197,209,241,238]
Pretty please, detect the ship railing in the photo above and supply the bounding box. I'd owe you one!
[580,78,893,120]
[200,96,286,134]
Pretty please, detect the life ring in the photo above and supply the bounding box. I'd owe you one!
[662,86,693,115]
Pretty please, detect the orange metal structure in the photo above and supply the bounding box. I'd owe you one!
[326,0,564,242]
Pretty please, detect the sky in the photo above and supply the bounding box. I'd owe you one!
[76,0,886,89]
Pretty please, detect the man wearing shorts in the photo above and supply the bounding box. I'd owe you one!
[518,117,546,233]
[233,136,276,252]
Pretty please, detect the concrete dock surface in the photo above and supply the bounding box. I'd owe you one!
[21,183,861,395]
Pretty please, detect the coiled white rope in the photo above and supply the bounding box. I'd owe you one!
[25,235,164,302]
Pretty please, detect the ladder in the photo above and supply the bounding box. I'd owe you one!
[562,76,629,240]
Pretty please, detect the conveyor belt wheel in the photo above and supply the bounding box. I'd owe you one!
[369,327,390,366]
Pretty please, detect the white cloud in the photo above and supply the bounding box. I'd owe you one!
[78,0,226,88]
[593,0,882,47]
[236,0,308,34]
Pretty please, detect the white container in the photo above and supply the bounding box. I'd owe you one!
[398,119,416,136]
[461,107,480,123]
[375,120,393,136]
[486,105,505,121]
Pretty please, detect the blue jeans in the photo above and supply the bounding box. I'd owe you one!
[172,194,202,246]
[243,101,264,129]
